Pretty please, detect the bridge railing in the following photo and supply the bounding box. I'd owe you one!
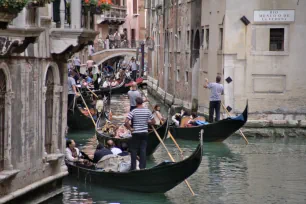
[94,39,145,51]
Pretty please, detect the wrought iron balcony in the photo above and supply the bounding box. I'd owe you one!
[96,5,127,25]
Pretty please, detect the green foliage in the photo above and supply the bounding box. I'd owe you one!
[0,0,29,13]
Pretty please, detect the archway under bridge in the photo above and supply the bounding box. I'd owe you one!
[91,48,148,66]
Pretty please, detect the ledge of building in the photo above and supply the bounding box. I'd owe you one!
[45,153,64,163]
[0,169,20,184]
[0,171,68,203]
[146,80,306,129]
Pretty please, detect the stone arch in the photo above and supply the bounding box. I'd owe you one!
[0,62,13,171]
[42,62,61,155]
[96,52,137,66]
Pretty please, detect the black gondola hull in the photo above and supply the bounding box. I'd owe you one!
[66,144,202,193]
[169,104,248,142]
[67,107,95,130]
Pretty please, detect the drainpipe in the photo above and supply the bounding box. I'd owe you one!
[173,0,179,104]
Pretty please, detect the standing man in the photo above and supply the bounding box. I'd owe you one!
[127,82,141,111]
[125,97,156,170]
[73,56,81,73]
[204,75,224,123]
[68,71,79,110]
[129,57,137,81]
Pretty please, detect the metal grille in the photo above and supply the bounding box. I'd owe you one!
[0,70,6,171]
[270,28,284,51]
[45,68,54,154]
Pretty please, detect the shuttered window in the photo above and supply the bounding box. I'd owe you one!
[133,0,138,14]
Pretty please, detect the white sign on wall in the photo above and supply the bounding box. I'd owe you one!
[254,10,295,22]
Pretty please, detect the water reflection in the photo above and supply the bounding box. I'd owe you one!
[50,94,306,204]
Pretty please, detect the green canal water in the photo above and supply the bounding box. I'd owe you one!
[46,94,306,204]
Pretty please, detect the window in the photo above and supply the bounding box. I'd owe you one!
[201,28,204,47]
[270,28,284,51]
[176,69,180,82]
[187,30,190,45]
[219,27,223,50]
[185,71,189,83]
[178,31,181,51]
[205,28,209,49]
[133,0,138,14]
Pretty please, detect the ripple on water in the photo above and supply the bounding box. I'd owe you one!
[48,94,306,204]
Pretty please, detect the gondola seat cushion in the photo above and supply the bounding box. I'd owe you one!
[96,154,139,172]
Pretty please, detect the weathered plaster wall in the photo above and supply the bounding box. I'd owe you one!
[223,0,306,120]
[0,59,67,197]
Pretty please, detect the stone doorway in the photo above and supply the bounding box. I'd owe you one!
[0,69,6,171]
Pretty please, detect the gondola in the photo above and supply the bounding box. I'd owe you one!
[169,103,248,142]
[91,77,143,96]
[67,102,96,130]
[96,119,168,156]
[65,142,202,193]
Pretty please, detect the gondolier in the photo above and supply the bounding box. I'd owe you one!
[204,75,224,123]
[125,97,156,170]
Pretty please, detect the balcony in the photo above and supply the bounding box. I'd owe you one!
[96,5,127,25]
[49,0,98,58]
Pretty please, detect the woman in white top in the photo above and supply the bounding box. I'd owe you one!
[65,139,83,162]
[153,105,165,125]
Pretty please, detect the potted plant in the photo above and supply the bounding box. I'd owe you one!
[0,0,29,29]
[27,0,54,8]
[83,0,111,15]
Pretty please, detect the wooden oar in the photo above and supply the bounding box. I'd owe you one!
[151,125,195,196]
[87,87,98,98]
[138,88,185,158]
[77,87,96,127]
[221,102,249,145]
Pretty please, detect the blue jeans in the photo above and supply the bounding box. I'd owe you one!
[129,132,148,170]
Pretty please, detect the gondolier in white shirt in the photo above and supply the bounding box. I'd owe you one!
[125,97,156,170]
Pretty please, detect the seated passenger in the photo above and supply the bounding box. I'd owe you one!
[102,80,110,88]
[65,139,83,162]
[93,144,113,163]
[186,113,199,127]
[172,113,182,127]
[172,109,187,127]
[118,142,129,157]
[153,104,165,125]
[106,140,122,155]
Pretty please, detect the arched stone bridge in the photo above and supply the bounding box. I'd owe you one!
[92,48,147,66]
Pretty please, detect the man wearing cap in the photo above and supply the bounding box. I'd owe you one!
[125,97,156,170]
[129,57,138,81]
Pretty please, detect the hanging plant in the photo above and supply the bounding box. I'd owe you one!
[83,0,112,14]
[0,0,29,13]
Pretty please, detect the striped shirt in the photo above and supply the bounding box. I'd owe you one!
[127,108,154,133]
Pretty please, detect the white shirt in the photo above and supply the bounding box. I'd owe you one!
[172,115,180,127]
[111,147,122,155]
[129,62,137,71]
[65,147,81,162]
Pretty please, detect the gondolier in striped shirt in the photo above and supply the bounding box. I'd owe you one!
[125,97,156,170]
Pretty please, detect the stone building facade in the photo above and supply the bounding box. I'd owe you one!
[146,0,306,123]
[0,1,96,202]
[94,0,146,49]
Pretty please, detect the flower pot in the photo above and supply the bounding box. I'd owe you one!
[0,10,18,29]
